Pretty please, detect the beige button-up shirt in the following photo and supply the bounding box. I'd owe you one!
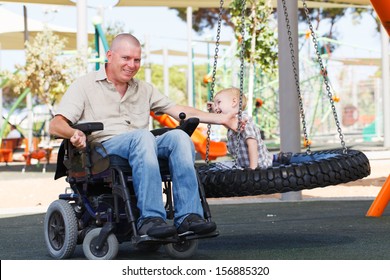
[56,66,175,143]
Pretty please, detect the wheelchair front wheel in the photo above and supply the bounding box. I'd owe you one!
[44,200,78,259]
[83,228,119,260]
[164,239,198,259]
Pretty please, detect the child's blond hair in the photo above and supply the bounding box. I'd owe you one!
[215,87,247,110]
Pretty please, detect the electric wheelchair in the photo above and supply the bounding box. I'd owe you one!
[43,114,218,260]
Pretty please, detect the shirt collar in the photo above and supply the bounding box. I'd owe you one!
[94,64,137,87]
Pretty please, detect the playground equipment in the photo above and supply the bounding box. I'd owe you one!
[365,0,390,217]
[370,0,390,36]
[151,112,227,160]
[367,175,390,217]
[197,0,371,198]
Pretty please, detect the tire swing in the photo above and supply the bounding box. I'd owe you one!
[197,0,371,198]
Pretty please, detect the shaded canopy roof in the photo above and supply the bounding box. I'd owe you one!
[0,7,94,50]
[115,0,372,8]
[0,0,372,8]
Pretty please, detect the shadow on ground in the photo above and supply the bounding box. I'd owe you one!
[1,200,390,260]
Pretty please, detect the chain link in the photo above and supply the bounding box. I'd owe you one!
[301,0,347,153]
[205,0,224,164]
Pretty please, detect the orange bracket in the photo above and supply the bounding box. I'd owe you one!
[366,174,390,217]
[370,0,390,36]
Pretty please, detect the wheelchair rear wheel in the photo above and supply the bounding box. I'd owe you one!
[44,200,78,259]
[164,239,198,259]
[83,228,119,260]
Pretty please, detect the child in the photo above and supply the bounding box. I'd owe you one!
[210,87,291,170]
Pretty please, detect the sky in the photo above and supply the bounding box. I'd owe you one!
[0,1,382,73]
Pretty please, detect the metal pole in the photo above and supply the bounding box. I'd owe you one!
[163,47,169,97]
[23,5,34,153]
[277,0,302,201]
[144,34,151,84]
[23,5,29,42]
[0,43,3,135]
[187,6,194,107]
[381,25,390,148]
[77,0,88,73]
[98,5,105,67]
[144,35,152,130]
[247,2,257,117]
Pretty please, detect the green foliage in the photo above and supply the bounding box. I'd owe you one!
[170,7,233,34]
[297,7,381,54]
[104,20,128,45]
[1,28,86,106]
[136,63,222,109]
[230,0,278,76]
[172,1,278,77]
[136,64,188,105]
[89,20,131,50]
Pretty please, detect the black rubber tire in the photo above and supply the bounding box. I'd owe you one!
[83,228,119,260]
[197,149,371,198]
[164,239,198,259]
[44,200,78,259]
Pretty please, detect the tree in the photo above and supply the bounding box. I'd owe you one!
[1,28,85,111]
[171,1,278,76]
[230,0,277,76]
[170,7,233,34]
[351,7,381,33]
[298,7,347,55]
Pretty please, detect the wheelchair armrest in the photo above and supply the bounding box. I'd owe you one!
[72,122,104,135]
[150,117,200,137]
[176,117,199,137]
[151,128,170,137]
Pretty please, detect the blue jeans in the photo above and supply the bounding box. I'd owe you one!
[102,129,203,228]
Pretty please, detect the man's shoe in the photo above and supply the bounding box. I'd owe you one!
[177,214,217,235]
[138,217,176,238]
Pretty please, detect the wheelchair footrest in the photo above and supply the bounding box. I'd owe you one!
[132,235,177,245]
[132,230,219,245]
[178,230,219,240]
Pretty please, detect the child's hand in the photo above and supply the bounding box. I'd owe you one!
[206,101,215,113]
[238,115,248,131]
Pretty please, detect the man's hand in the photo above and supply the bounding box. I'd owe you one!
[70,129,86,149]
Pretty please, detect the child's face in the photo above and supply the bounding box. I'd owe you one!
[213,92,236,114]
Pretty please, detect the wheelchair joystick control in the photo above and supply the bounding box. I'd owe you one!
[179,112,186,125]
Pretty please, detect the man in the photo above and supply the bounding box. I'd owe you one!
[49,33,239,238]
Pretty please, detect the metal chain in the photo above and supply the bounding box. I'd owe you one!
[281,0,311,154]
[233,0,247,168]
[301,0,347,153]
[205,0,224,164]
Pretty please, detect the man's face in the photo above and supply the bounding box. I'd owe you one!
[106,44,142,83]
